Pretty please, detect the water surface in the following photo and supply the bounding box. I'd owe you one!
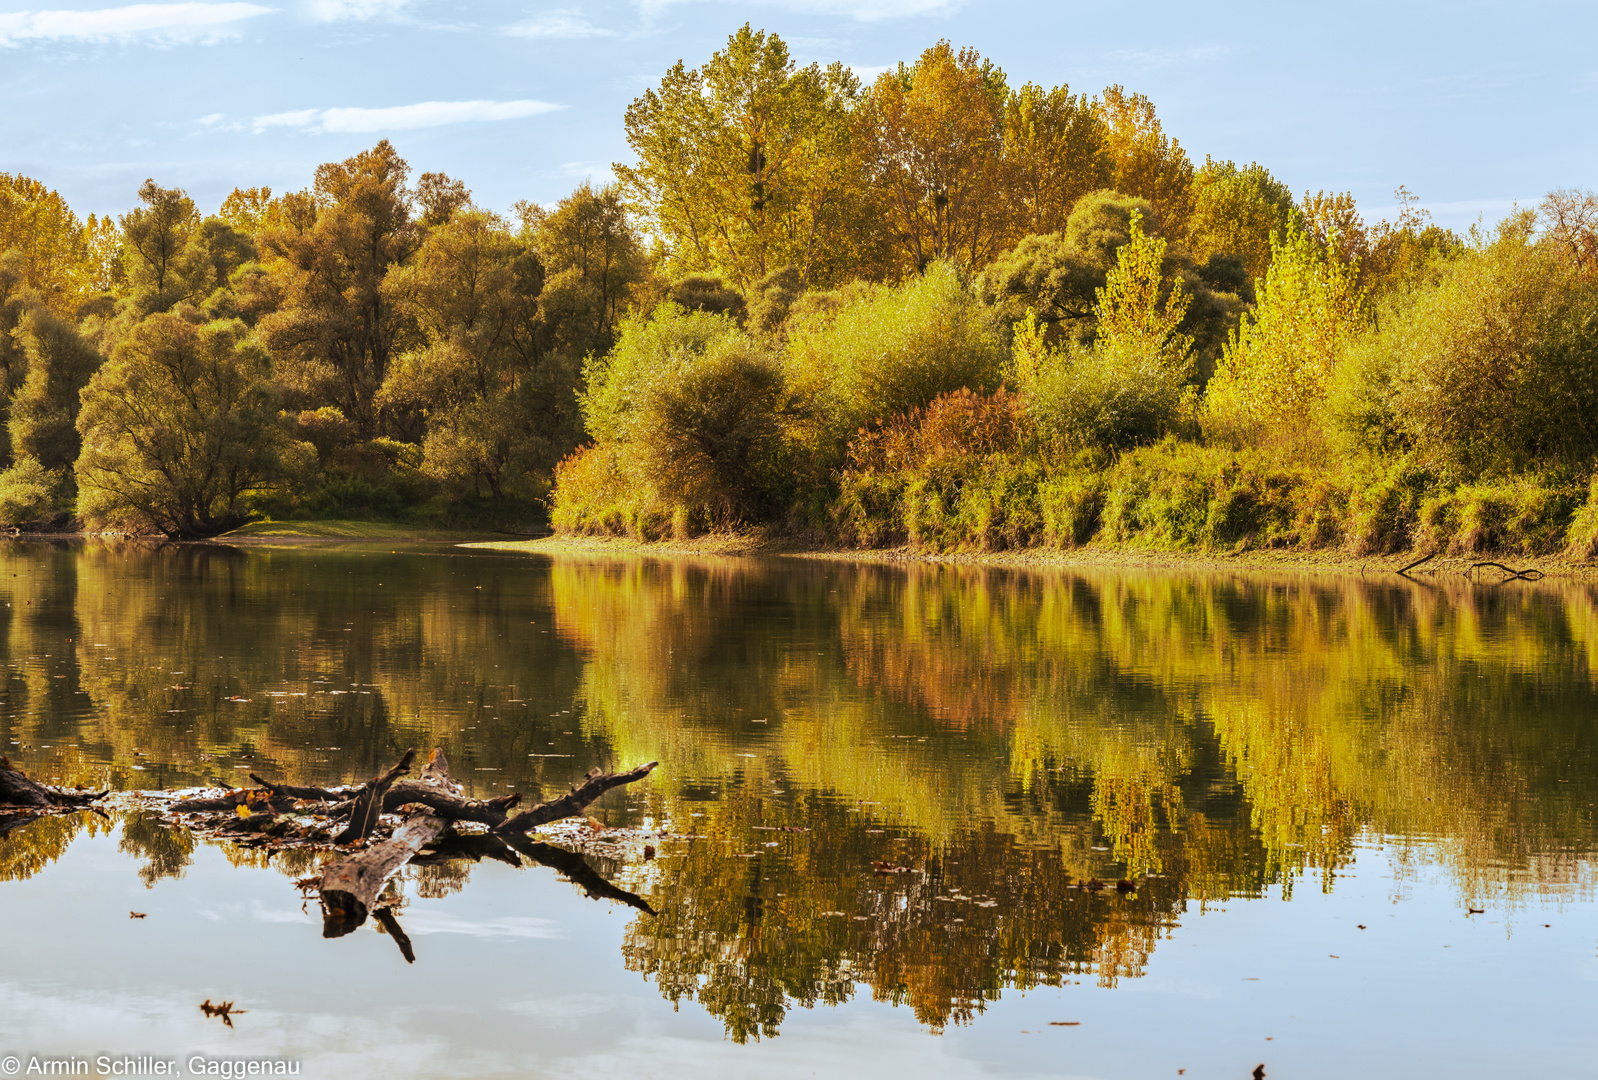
[1,541,1594,1078]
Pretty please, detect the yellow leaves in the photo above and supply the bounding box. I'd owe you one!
[1207,225,1367,430]
[1092,212,1193,378]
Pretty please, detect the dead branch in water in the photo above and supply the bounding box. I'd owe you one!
[1472,561,1545,582]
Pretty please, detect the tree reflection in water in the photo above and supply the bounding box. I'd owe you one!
[0,544,1594,1041]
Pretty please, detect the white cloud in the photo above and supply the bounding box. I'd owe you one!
[251,98,563,133]
[305,0,409,20]
[637,0,962,23]
[401,911,563,939]
[506,9,614,39]
[1105,45,1229,70]
[0,2,273,46]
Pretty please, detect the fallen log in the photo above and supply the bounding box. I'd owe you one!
[493,762,659,836]
[317,750,658,939]
[0,757,107,811]
[335,748,418,845]
[320,747,453,937]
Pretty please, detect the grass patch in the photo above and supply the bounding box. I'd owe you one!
[220,520,521,541]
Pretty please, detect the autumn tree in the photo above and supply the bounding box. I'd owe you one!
[1098,87,1195,240]
[381,209,581,496]
[76,309,285,537]
[855,42,1012,275]
[257,140,424,439]
[1001,82,1111,237]
[521,182,648,357]
[119,180,202,314]
[618,25,863,289]
[1540,187,1598,278]
[1187,159,1299,285]
[1207,225,1366,431]
[0,173,90,311]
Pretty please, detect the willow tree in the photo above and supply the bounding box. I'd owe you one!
[257,140,424,438]
[381,209,581,497]
[76,311,284,538]
[617,25,863,289]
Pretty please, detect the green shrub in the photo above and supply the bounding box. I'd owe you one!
[1100,439,1345,551]
[785,261,1006,463]
[1411,478,1578,556]
[1336,216,1598,479]
[0,457,61,524]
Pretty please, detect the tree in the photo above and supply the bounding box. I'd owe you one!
[1334,216,1598,478]
[1540,187,1598,278]
[1206,225,1366,430]
[855,42,1012,275]
[0,173,89,311]
[76,310,284,537]
[119,180,201,314]
[1001,82,1111,237]
[617,25,863,289]
[1187,159,1299,285]
[381,209,580,496]
[1012,215,1194,453]
[1092,212,1193,374]
[522,181,647,356]
[258,140,423,438]
[8,303,104,471]
[1098,87,1195,240]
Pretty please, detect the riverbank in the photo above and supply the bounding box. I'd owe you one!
[216,520,543,544]
[461,532,1598,579]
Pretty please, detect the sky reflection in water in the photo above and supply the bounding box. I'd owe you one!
[0,541,1594,1078]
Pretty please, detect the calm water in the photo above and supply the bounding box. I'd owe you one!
[1,540,1595,1079]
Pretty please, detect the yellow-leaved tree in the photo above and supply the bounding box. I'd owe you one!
[1206,226,1366,432]
[616,25,864,289]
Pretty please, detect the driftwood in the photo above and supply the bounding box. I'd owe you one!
[5,747,659,962]
[316,749,658,941]
[321,748,457,937]
[1472,561,1545,582]
[0,757,107,812]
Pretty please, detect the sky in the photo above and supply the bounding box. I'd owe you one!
[1,0,1595,231]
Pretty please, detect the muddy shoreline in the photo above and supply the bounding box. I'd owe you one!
[461,532,1598,580]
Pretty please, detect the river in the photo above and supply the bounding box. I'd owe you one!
[0,540,1594,1078]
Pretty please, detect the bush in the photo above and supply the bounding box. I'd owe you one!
[1099,439,1345,551]
[831,387,1042,550]
[785,261,1006,462]
[1337,217,1598,479]
[1411,478,1578,557]
[570,305,788,529]
[0,457,60,524]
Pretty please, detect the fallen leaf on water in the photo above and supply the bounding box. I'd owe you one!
[1048,1021,1080,1027]
[643,845,656,860]
[200,999,247,1028]
[872,861,911,874]
[1357,924,1367,929]
[129,912,146,919]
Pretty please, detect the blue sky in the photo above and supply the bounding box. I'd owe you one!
[2,0,1594,231]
